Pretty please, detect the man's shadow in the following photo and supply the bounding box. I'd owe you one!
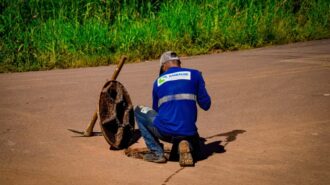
[118,129,246,161]
[165,129,246,162]
[197,129,246,161]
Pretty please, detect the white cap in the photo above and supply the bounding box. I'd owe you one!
[159,51,180,66]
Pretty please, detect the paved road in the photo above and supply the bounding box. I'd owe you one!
[0,39,329,185]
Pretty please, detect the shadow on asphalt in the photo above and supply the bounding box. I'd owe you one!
[197,129,246,161]
[69,127,246,162]
[123,129,247,161]
[160,130,247,185]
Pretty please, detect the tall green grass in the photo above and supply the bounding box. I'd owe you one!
[1,0,329,72]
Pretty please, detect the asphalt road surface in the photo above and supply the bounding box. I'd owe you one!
[0,39,329,185]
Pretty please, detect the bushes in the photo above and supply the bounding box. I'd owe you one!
[0,0,329,72]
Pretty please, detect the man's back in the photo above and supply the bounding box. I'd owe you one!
[152,67,211,136]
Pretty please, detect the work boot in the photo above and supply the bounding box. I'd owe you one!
[143,153,167,163]
[178,140,194,167]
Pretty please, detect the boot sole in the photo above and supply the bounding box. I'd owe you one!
[179,140,194,167]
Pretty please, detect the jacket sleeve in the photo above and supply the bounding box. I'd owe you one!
[152,81,159,112]
[196,72,211,111]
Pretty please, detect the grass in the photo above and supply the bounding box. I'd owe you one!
[0,0,329,72]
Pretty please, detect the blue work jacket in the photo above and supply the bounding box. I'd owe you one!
[152,67,211,136]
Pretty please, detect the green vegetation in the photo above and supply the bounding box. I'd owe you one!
[1,0,329,72]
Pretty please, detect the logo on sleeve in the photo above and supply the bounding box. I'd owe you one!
[157,71,191,86]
